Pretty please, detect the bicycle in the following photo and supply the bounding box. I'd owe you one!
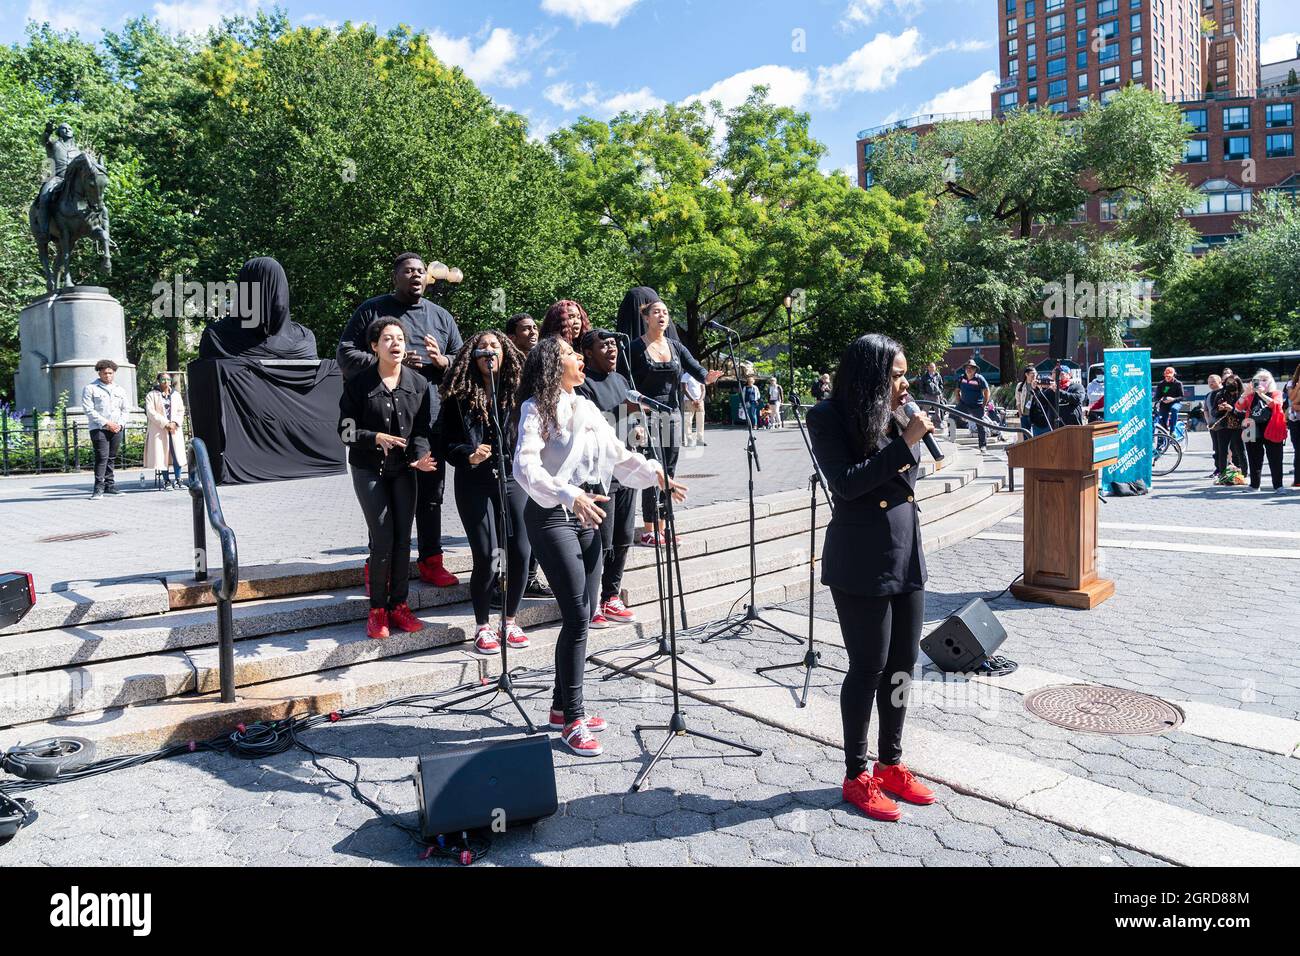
[1152,411,1185,477]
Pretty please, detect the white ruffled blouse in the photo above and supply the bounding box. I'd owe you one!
[513,389,663,509]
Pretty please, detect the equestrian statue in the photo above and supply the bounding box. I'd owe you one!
[29,120,116,293]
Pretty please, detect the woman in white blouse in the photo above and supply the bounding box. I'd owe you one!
[513,336,687,757]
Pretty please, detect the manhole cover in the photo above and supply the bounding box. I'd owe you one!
[1023,685,1183,736]
[38,530,116,543]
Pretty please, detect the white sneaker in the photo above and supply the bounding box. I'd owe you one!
[505,623,530,648]
[474,624,499,655]
[559,719,603,757]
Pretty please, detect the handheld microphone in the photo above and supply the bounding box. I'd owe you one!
[901,400,944,465]
[627,389,673,414]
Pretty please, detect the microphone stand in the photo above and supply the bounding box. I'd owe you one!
[597,396,715,685]
[631,409,759,791]
[701,324,802,645]
[431,352,543,733]
[754,396,845,707]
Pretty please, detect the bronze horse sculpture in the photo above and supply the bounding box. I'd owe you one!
[29,149,116,293]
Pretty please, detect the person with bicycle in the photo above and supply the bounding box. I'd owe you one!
[1154,367,1184,435]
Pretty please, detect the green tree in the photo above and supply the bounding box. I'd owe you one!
[550,90,934,371]
[868,85,1197,383]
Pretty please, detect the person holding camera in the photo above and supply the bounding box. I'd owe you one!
[1235,370,1287,491]
[82,359,130,499]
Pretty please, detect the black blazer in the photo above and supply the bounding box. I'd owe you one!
[338,365,432,474]
[439,394,514,481]
[806,400,926,597]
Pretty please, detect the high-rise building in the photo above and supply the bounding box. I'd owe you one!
[994,0,1205,116]
[1199,0,1260,96]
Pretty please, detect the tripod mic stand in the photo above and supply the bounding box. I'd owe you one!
[431,351,544,733]
[598,396,714,685]
[700,326,801,646]
[754,397,845,707]
[631,420,759,791]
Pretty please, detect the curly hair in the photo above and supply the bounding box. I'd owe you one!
[831,333,901,456]
[540,299,591,344]
[440,329,523,426]
[515,336,571,441]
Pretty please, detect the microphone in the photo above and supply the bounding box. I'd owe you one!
[471,348,497,361]
[705,319,737,336]
[627,389,673,414]
[901,400,944,464]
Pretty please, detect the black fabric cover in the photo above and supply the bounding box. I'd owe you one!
[197,257,319,361]
[187,358,346,484]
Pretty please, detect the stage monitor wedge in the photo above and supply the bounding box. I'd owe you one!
[921,598,1007,673]
[414,735,557,839]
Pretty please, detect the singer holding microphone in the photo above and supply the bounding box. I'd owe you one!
[513,336,688,756]
[806,333,938,822]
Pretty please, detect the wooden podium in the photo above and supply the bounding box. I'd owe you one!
[1005,423,1119,610]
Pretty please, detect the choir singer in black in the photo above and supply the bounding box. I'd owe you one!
[806,333,938,823]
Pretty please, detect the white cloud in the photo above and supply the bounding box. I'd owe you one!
[540,0,641,27]
[427,27,533,88]
[683,65,815,111]
[839,0,925,31]
[151,0,256,35]
[815,27,928,105]
[544,81,664,117]
[1262,32,1300,64]
[913,69,998,115]
[25,0,104,33]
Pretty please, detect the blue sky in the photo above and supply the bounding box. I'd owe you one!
[7,0,1300,177]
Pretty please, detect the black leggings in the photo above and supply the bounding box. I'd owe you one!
[598,484,638,604]
[1212,428,1246,474]
[454,471,531,625]
[525,499,602,722]
[641,411,681,523]
[1246,439,1285,490]
[830,588,925,778]
[415,448,446,561]
[352,467,416,611]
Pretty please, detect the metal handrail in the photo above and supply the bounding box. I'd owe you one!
[915,400,1030,493]
[187,437,239,703]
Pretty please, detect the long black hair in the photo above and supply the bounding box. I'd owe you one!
[830,333,902,455]
[515,335,570,440]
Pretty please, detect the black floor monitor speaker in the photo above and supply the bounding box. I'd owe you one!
[0,572,35,630]
[921,598,1008,673]
[415,735,558,839]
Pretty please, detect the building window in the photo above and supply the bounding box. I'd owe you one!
[1049,79,1067,99]
[1000,90,1020,109]
[1100,43,1119,64]
[1223,136,1251,161]
[1008,38,1019,56]
[1130,12,1141,30]
[1098,0,1118,14]
[1007,17,1018,34]
[1048,57,1066,77]
[1047,14,1065,33]
[1131,59,1144,78]
[1223,107,1251,131]
[1266,133,1295,158]
[1266,103,1293,128]
[1048,36,1066,55]
[1130,36,1142,55]
[1100,66,1120,86]
[1183,139,1208,163]
[1077,72,1090,91]
[1188,180,1252,216]
[1076,51,1088,69]
[1184,109,1207,133]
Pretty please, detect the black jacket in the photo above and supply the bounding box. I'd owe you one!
[439,394,515,482]
[806,400,926,597]
[338,365,432,474]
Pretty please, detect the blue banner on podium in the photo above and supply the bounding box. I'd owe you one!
[1102,348,1152,490]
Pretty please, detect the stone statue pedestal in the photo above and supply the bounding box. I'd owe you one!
[14,287,138,415]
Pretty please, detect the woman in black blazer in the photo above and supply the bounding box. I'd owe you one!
[339,318,438,640]
[806,333,937,823]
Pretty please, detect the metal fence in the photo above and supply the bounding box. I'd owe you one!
[0,412,151,477]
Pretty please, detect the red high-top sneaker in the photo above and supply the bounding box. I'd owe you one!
[366,608,390,640]
[418,555,459,587]
[842,772,901,821]
[388,603,424,633]
[873,762,936,805]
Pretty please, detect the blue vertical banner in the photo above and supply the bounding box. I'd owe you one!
[1103,348,1152,489]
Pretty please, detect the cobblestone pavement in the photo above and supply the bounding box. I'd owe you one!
[0,664,1161,867]
[2,425,812,594]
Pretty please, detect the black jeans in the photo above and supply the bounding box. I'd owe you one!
[956,402,987,448]
[1246,439,1285,490]
[90,428,123,489]
[526,499,602,723]
[1212,428,1246,475]
[352,467,417,610]
[415,432,446,561]
[598,484,638,604]
[641,411,681,523]
[830,587,925,778]
[454,470,531,625]
[1290,421,1300,483]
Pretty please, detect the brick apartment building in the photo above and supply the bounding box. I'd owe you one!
[856,1,1297,377]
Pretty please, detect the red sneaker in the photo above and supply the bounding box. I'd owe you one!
[842,772,901,821]
[388,603,424,633]
[505,623,530,649]
[560,720,603,757]
[589,613,613,629]
[366,608,390,640]
[418,555,460,587]
[548,710,607,733]
[600,598,636,622]
[873,762,936,805]
[473,624,499,655]
[637,531,660,547]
